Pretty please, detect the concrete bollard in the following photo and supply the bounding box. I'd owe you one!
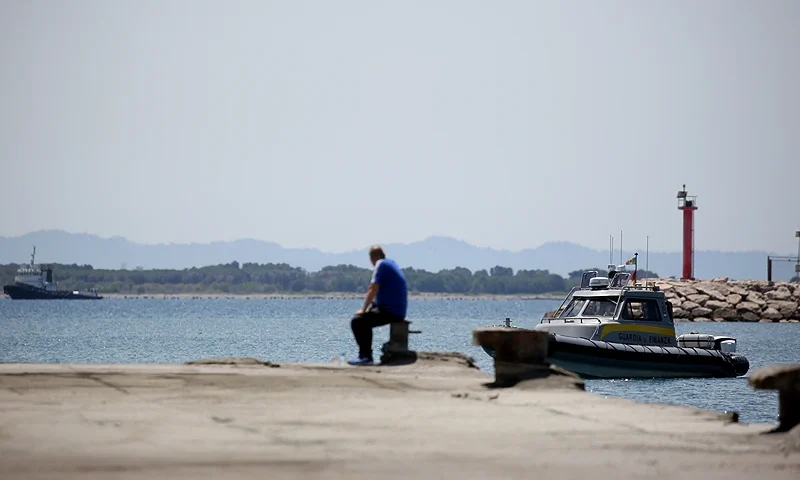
[380,320,421,364]
[747,363,800,432]
[473,327,549,386]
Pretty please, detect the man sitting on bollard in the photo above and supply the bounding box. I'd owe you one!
[347,245,408,366]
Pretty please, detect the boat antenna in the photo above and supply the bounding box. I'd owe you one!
[31,245,36,267]
[609,235,613,265]
[619,230,623,265]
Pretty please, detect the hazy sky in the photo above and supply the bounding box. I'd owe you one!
[2,1,798,254]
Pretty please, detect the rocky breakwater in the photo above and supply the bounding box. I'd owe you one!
[656,278,800,323]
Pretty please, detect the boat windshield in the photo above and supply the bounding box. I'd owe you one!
[558,296,618,318]
[582,297,618,317]
[558,298,587,317]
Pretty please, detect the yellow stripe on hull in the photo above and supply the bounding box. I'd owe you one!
[599,324,676,340]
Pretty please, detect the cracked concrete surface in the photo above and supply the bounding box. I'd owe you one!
[0,354,798,479]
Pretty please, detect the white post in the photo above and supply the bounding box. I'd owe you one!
[646,236,649,284]
[795,231,800,276]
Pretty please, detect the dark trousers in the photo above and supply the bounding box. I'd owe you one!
[351,307,404,359]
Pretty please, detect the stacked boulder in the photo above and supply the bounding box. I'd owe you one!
[657,278,800,323]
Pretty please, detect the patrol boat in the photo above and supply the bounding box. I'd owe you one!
[2,247,102,300]
[482,269,749,379]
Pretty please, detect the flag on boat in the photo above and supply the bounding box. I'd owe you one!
[628,253,638,283]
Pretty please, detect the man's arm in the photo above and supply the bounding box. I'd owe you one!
[358,261,383,314]
[359,283,379,313]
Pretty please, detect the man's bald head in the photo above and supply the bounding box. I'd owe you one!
[369,245,386,264]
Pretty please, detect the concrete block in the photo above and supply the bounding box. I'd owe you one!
[473,327,549,386]
[748,363,800,432]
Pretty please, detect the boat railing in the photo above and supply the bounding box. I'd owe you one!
[540,317,603,325]
[609,283,665,317]
[619,283,661,293]
[554,286,578,312]
[16,268,42,275]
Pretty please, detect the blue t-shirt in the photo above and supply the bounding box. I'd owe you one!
[371,258,408,318]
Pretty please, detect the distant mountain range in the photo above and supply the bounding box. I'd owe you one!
[0,230,795,281]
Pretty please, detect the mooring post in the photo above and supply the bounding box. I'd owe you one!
[380,320,421,364]
[389,321,409,351]
[748,363,800,432]
[472,327,549,386]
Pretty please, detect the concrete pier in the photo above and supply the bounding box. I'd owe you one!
[0,353,798,479]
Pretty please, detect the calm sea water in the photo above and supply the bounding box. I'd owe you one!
[1,297,798,424]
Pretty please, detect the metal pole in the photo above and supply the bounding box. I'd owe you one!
[796,230,800,264]
[767,256,772,282]
[796,231,800,279]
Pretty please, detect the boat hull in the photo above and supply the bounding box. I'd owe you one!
[481,332,749,379]
[3,284,103,300]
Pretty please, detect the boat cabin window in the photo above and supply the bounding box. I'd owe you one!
[558,298,587,318]
[581,297,618,317]
[620,299,662,321]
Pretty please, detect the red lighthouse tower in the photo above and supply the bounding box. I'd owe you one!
[677,184,698,280]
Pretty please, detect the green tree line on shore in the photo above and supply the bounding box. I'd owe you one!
[0,262,659,296]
